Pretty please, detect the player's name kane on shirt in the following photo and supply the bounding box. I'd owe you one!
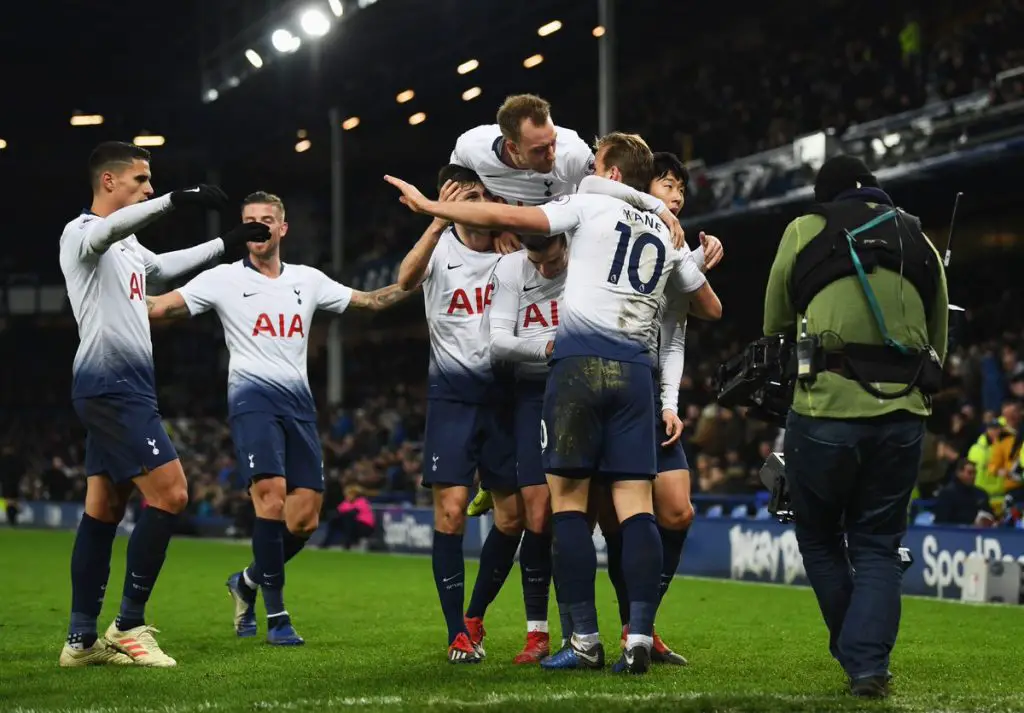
[59,201,182,401]
[449,124,594,206]
[422,226,503,402]
[538,193,706,367]
[177,259,353,420]
[489,251,565,381]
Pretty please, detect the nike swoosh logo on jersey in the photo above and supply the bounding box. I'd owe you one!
[523,284,541,292]
[447,263,463,270]
[242,292,258,297]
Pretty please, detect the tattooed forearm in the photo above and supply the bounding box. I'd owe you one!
[364,284,417,311]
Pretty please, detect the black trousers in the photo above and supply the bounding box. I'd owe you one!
[784,410,924,680]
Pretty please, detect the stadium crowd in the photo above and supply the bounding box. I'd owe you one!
[5,285,1024,531]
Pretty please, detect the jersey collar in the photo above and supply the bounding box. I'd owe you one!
[834,186,894,206]
[243,255,285,275]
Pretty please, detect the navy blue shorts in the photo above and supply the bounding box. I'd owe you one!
[541,356,657,481]
[230,412,324,492]
[515,380,547,489]
[423,399,517,493]
[657,440,689,473]
[73,393,177,484]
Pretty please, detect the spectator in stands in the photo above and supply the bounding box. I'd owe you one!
[322,486,376,550]
[968,416,1015,512]
[933,459,996,527]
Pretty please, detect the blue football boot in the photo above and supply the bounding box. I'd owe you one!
[226,572,257,638]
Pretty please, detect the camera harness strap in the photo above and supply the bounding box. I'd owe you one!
[841,210,930,399]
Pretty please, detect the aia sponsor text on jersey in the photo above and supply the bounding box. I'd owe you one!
[252,313,305,338]
[523,300,559,329]
[446,284,494,315]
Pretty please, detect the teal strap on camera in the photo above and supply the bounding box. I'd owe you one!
[843,210,912,355]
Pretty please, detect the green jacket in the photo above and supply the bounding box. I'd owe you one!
[763,208,949,419]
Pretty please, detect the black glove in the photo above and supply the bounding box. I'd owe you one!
[169,184,229,209]
[222,222,271,251]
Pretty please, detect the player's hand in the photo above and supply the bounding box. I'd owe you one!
[494,232,522,254]
[222,222,271,251]
[661,409,684,447]
[700,232,724,271]
[658,208,686,250]
[385,175,433,214]
[545,340,554,358]
[170,184,229,210]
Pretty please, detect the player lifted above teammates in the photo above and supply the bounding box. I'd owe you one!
[58,141,270,668]
[386,132,722,674]
[146,191,413,645]
[395,166,521,664]
[450,93,685,240]
[585,152,724,665]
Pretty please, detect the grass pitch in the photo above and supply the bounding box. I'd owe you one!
[0,528,1021,713]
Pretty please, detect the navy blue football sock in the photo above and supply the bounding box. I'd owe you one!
[519,529,552,625]
[432,530,467,645]
[466,525,521,619]
[68,514,117,645]
[604,529,630,626]
[551,511,598,636]
[252,517,287,617]
[245,529,307,585]
[658,525,688,601]
[282,530,308,563]
[552,573,573,641]
[621,513,662,638]
[117,506,177,631]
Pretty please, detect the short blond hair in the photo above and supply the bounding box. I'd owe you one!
[242,191,286,220]
[594,132,654,191]
[497,94,551,143]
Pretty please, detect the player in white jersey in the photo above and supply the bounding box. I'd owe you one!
[486,234,566,663]
[146,191,412,645]
[58,141,271,669]
[395,165,521,664]
[584,152,725,665]
[386,131,722,674]
[450,93,686,245]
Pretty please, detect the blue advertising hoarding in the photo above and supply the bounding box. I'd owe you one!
[7,500,1023,601]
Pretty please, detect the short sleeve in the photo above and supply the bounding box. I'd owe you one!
[538,195,585,236]
[315,270,354,313]
[176,265,224,316]
[560,130,596,184]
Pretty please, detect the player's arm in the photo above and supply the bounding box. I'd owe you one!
[489,261,551,363]
[386,176,569,236]
[397,179,469,290]
[68,195,174,259]
[671,252,722,321]
[139,222,270,282]
[763,218,801,336]
[576,174,687,249]
[348,284,418,312]
[145,291,193,321]
[659,310,688,415]
[148,265,223,321]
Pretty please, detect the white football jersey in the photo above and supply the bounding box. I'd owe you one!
[60,212,158,400]
[539,193,706,366]
[422,226,502,402]
[489,251,566,380]
[177,259,352,420]
[645,273,695,359]
[449,124,594,206]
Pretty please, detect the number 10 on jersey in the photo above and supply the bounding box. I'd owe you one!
[607,221,667,295]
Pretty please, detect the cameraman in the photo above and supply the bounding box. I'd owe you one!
[763,156,948,699]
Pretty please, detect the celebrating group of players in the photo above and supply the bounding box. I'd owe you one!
[57,92,722,676]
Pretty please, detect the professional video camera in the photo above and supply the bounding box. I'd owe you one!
[714,334,795,428]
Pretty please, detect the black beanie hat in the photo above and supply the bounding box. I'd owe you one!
[814,155,880,203]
